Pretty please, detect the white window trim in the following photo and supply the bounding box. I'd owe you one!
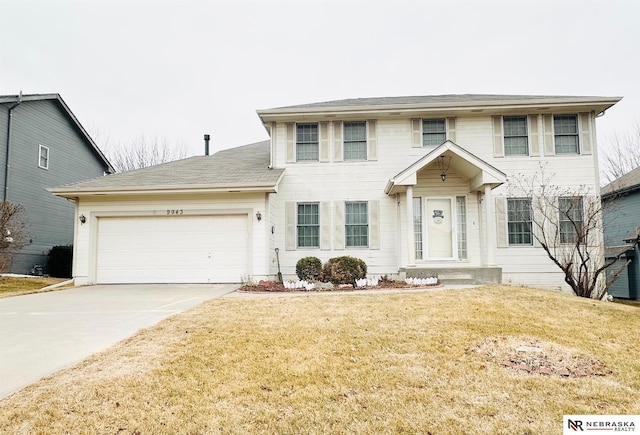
[38,144,49,170]
[295,123,320,162]
[345,201,369,248]
[502,116,530,157]
[343,121,368,161]
[553,114,581,155]
[421,118,447,147]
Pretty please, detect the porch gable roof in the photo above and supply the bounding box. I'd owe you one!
[384,141,507,195]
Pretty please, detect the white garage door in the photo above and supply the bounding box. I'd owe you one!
[96,215,248,284]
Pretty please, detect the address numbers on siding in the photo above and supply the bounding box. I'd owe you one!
[166,209,184,215]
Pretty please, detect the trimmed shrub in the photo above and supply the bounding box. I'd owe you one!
[296,256,323,281]
[48,245,73,278]
[321,256,367,286]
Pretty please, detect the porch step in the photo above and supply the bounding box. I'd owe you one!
[401,267,502,285]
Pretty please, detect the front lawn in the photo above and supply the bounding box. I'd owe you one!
[1,285,638,434]
[0,276,69,298]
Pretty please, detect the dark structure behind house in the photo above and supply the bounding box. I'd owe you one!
[602,166,640,300]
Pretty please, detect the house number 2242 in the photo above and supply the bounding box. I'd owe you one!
[166,209,184,215]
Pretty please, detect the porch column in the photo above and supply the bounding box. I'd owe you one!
[484,184,496,266]
[406,186,415,266]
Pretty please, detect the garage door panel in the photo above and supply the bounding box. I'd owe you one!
[96,215,248,284]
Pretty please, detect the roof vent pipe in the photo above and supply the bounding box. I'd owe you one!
[204,134,210,156]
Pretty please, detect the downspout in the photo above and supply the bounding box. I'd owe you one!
[4,92,23,202]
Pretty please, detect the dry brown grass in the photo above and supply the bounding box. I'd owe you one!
[0,285,638,434]
[0,276,69,298]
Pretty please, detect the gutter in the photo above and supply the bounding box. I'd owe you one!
[4,92,23,202]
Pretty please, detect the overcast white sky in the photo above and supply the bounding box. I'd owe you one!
[1,0,639,159]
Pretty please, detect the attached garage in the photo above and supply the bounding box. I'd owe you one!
[95,214,249,284]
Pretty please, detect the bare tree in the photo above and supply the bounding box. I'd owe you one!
[600,121,640,184]
[102,135,190,173]
[0,202,29,272]
[509,166,625,299]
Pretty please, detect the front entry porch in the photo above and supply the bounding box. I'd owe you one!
[386,141,507,285]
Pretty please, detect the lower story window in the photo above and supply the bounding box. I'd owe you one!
[297,203,319,248]
[559,197,583,244]
[346,201,368,247]
[456,196,467,259]
[508,198,532,245]
[414,197,423,260]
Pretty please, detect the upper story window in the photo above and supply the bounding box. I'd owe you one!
[503,116,528,156]
[345,201,368,247]
[38,145,49,170]
[554,115,579,154]
[297,202,319,248]
[507,198,533,245]
[422,119,446,147]
[343,122,367,160]
[296,123,319,161]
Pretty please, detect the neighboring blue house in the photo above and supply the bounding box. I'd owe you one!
[602,166,640,300]
[0,93,113,274]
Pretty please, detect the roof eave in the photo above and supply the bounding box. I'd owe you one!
[49,183,280,199]
[257,97,622,122]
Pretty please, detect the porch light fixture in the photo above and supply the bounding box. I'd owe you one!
[437,155,451,182]
[256,211,262,222]
[79,214,86,224]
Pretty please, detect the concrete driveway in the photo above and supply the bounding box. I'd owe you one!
[0,284,237,399]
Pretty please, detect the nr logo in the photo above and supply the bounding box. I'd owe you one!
[568,419,584,431]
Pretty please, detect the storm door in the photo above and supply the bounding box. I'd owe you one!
[425,198,454,259]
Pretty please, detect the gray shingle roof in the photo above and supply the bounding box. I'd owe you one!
[50,140,283,197]
[259,94,621,113]
[601,166,640,197]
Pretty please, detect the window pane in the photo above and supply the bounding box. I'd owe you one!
[507,199,532,245]
[344,121,367,160]
[503,117,528,155]
[297,203,319,247]
[554,115,579,154]
[346,201,368,247]
[414,197,423,260]
[456,196,467,259]
[559,197,583,244]
[422,119,446,147]
[296,123,319,161]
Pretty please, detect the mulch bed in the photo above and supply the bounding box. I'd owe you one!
[239,279,442,293]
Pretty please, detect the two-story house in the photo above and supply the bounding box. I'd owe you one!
[0,93,113,274]
[50,95,620,289]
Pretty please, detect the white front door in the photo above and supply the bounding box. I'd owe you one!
[426,198,454,259]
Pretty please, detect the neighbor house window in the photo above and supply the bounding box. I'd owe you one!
[503,116,528,155]
[296,123,319,161]
[456,196,468,259]
[559,197,583,244]
[297,203,319,247]
[422,119,446,146]
[39,145,49,169]
[507,198,533,245]
[414,197,423,260]
[343,121,367,160]
[554,115,579,154]
[345,201,368,247]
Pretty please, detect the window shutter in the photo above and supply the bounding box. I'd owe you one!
[369,200,380,249]
[495,197,508,248]
[333,121,343,162]
[319,121,330,162]
[286,123,295,163]
[320,201,331,250]
[285,201,296,250]
[367,119,378,161]
[447,117,457,143]
[411,119,422,148]
[334,201,345,250]
[528,115,540,156]
[579,112,592,155]
[531,196,542,247]
[543,115,555,156]
[492,116,504,158]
